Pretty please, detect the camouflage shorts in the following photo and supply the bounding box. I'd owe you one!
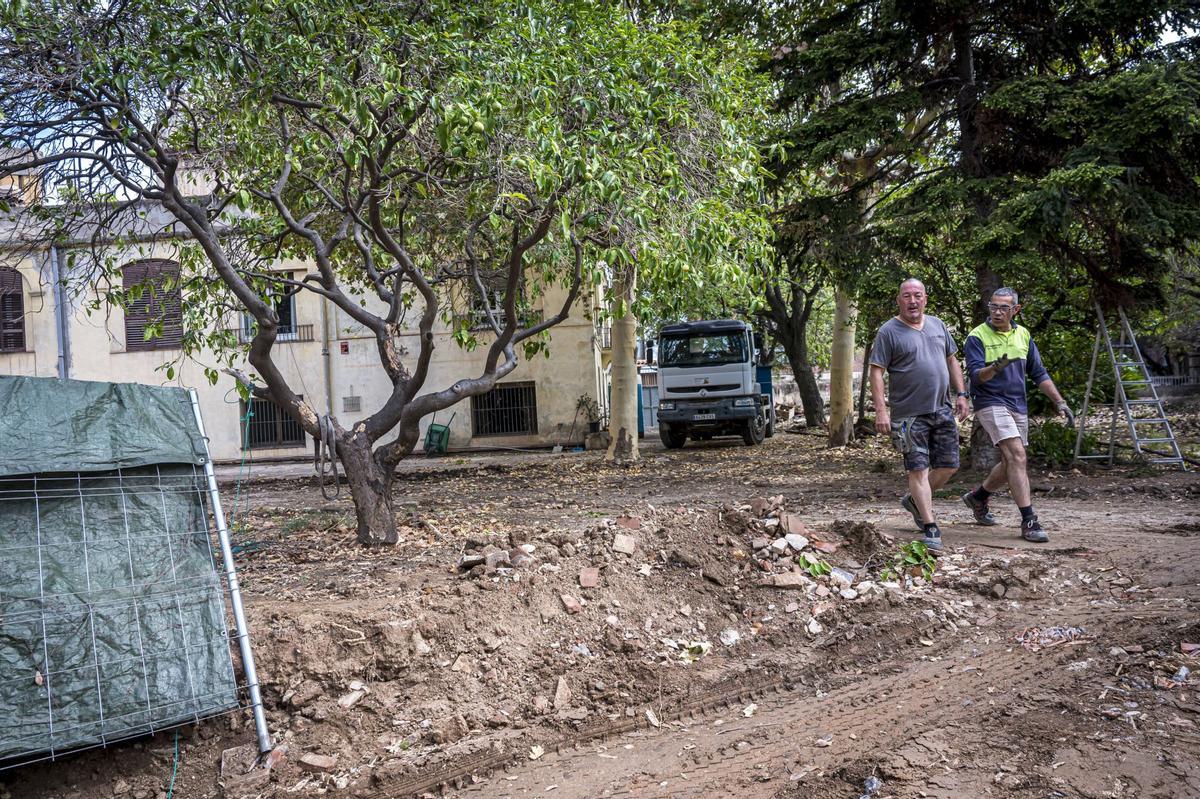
[890,406,960,472]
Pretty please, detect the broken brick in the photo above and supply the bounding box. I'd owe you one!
[761,572,810,589]
[579,567,601,588]
[612,533,637,555]
[780,514,808,535]
[553,676,573,709]
[298,753,338,773]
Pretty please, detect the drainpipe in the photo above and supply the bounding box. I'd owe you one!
[320,297,333,415]
[49,245,70,379]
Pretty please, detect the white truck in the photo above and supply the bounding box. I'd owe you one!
[655,319,775,448]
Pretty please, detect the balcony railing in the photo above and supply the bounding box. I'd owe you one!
[1151,375,1200,387]
[457,309,543,332]
[228,323,314,344]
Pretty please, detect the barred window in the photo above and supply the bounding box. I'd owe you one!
[123,260,183,351]
[0,267,24,352]
[471,381,538,437]
[240,396,307,450]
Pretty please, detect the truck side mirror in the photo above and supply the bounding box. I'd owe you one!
[752,331,769,365]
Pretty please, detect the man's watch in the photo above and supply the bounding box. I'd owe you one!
[956,391,970,398]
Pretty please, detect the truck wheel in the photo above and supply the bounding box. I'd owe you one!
[742,415,765,446]
[660,424,687,449]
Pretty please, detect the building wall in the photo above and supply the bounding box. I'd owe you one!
[328,281,603,453]
[0,244,604,462]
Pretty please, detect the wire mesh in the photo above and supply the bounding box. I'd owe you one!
[0,463,242,767]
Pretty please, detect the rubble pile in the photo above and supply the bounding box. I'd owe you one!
[207,496,1053,798]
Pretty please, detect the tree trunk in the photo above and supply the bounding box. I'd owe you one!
[968,422,1000,471]
[974,266,1001,321]
[792,358,825,428]
[952,22,1001,323]
[856,340,872,424]
[827,283,858,446]
[777,324,826,427]
[339,437,398,545]
[607,269,639,464]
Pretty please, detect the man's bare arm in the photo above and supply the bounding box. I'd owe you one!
[871,365,889,434]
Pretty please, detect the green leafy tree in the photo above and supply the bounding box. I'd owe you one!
[0,0,766,542]
[763,1,1200,457]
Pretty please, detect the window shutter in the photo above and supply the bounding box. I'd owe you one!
[123,260,183,351]
[0,267,25,352]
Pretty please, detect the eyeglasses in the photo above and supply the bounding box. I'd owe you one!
[987,303,1015,312]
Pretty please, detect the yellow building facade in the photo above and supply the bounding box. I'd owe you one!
[0,207,607,462]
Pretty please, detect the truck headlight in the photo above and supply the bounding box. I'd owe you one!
[733,398,756,407]
[659,401,676,411]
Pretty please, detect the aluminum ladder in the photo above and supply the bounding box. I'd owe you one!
[1073,304,1185,469]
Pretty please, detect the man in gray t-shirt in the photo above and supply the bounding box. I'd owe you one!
[869,279,970,552]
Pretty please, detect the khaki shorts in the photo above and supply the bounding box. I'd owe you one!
[976,405,1028,445]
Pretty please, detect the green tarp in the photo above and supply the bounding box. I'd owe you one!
[0,376,239,764]
[0,376,206,476]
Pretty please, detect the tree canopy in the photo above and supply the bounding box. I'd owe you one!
[769,1,1200,313]
[0,0,767,541]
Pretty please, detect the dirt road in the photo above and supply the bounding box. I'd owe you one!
[5,429,1199,799]
[413,442,1200,799]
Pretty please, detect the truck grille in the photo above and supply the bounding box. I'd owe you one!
[669,384,740,393]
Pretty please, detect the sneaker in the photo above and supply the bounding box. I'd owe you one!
[900,493,923,530]
[1021,516,1049,543]
[961,491,997,526]
[920,529,944,554]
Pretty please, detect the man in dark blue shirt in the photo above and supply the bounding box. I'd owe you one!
[962,288,1072,543]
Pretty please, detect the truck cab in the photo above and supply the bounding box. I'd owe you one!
[655,319,775,448]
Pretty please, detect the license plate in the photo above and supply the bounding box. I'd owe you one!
[692,413,716,421]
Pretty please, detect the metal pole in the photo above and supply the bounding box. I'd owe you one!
[1074,325,1102,466]
[187,389,272,756]
[320,297,334,417]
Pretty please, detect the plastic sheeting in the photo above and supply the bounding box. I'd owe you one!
[0,376,239,764]
[0,376,205,477]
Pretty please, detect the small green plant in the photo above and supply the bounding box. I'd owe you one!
[281,511,339,535]
[576,393,601,423]
[881,541,937,582]
[1029,419,1096,468]
[797,552,831,578]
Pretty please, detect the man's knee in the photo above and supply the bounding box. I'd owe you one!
[906,467,930,483]
[1000,440,1027,467]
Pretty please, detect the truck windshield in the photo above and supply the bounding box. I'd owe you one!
[659,333,747,367]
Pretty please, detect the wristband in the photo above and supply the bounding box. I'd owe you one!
[956,391,969,398]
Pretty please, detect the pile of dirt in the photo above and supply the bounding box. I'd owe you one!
[201,494,1031,798]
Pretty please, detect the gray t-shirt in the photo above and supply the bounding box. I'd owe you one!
[870,315,958,417]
